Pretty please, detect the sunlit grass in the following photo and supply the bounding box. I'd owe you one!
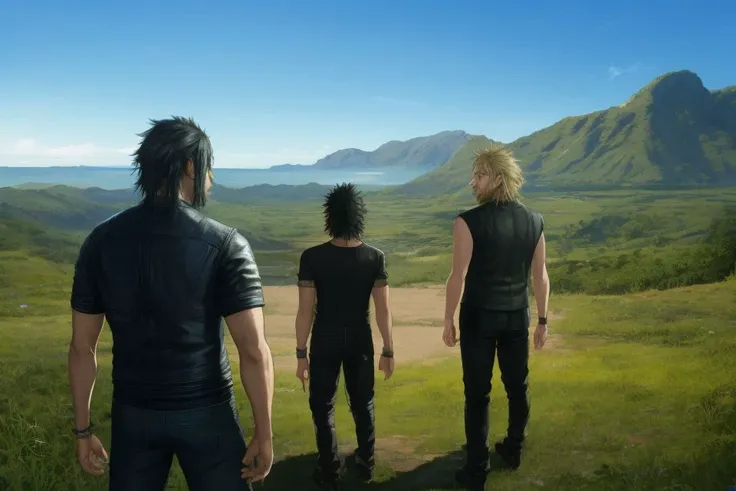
[1,279,734,490]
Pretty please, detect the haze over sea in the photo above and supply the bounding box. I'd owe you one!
[0,166,424,189]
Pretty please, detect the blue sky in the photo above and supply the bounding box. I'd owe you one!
[0,0,733,168]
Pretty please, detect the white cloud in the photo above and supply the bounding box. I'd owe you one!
[0,138,332,169]
[4,138,134,159]
[608,63,642,80]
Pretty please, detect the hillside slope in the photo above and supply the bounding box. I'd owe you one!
[395,70,736,195]
[391,135,495,196]
[0,186,291,250]
[273,130,472,170]
[509,70,736,186]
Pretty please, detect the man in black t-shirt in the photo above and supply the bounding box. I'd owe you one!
[294,183,394,490]
[67,117,274,491]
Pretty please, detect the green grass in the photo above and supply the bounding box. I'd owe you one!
[1,278,735,490]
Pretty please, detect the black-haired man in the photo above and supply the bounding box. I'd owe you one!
[67,117,274,491]
[294,183,395,490]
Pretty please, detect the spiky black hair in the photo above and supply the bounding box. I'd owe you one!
[323,182,366,240]
[131,116,213,209]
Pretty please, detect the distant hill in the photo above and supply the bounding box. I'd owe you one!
[391,135,496,196]
[0,215,82,264]
[0,186,124,231]
[395,70,736,195]
[0,184,321,250]
[270,130,472,170]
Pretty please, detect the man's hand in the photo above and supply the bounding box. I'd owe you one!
[534,323,548,350]
[76,435,108,476]
[296,358,309,392]
[442,319,458,347]
[241,434,274,483]
[378,355,394,380]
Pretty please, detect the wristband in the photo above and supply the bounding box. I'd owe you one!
[72,422,94,439]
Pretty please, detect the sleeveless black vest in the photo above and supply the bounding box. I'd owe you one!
[458,200,544,311]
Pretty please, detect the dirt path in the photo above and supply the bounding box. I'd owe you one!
[228,286,562,372]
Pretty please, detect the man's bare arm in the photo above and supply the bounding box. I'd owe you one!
[531,232,550,319]
[225,307,274,441]
[371,285,393,350]
[68,310,105,430]
[295,285,315,349]
[444,217,473,322]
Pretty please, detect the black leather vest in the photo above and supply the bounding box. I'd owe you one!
[458,200,544,311]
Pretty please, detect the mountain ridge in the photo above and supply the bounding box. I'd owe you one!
[269,130,472,170]
[395,70,736,196]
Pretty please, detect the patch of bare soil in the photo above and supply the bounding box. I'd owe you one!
[334,435,433,473]
[227,286,567,371]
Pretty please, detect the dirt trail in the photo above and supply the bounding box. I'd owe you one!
[228,286,563,371]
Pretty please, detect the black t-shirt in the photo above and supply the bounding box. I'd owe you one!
[70,201,265,410]
[297,241,387,354]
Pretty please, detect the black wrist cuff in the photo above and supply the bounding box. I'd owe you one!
[72,422,94,439]
[538,317,547,325]
[296,348,307,359]
[381,348,394,358]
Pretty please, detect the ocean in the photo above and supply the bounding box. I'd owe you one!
[0,166,427,190]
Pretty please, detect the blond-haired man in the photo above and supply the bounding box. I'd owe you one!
[442,144,550,491]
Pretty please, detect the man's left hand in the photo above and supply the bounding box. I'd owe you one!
[442,320,457,347]
[379,355,394,380]
[76,434,109,476]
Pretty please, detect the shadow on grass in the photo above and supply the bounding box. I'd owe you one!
[256,448,511,491]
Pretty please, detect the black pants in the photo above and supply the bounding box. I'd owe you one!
[308,349,376,477]
[459,304,530,480]
[108,397,251,491]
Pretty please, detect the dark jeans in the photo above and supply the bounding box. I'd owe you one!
[108,397,251,491]
[308,349,376,478]
[459,304,530,481]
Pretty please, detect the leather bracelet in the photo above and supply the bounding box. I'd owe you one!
[538,317,548,325]
[72,422,94,439]
[296,348,307,359]
[381,348,394,358]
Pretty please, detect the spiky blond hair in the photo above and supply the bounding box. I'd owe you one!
[472,144,524,203]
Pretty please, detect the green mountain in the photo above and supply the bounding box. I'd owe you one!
[272,130,472,170]
[390,135,495,196]
[396,70,736,195]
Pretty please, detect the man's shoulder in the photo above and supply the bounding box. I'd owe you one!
[197,213,238,243]
[360,242,385,257]
[85,204,144,242]
[300,242,329,258]
[363,242,383,255]
[177,205,239,247]
[521,202,544,221]
[457,204,478,216]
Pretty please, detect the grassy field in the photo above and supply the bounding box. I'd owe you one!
[1,277,735,491]
[3,186,736,287]
[185,187,736,287]
[1,186,735,490]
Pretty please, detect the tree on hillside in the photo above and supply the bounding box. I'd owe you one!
[703,205,736,277]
